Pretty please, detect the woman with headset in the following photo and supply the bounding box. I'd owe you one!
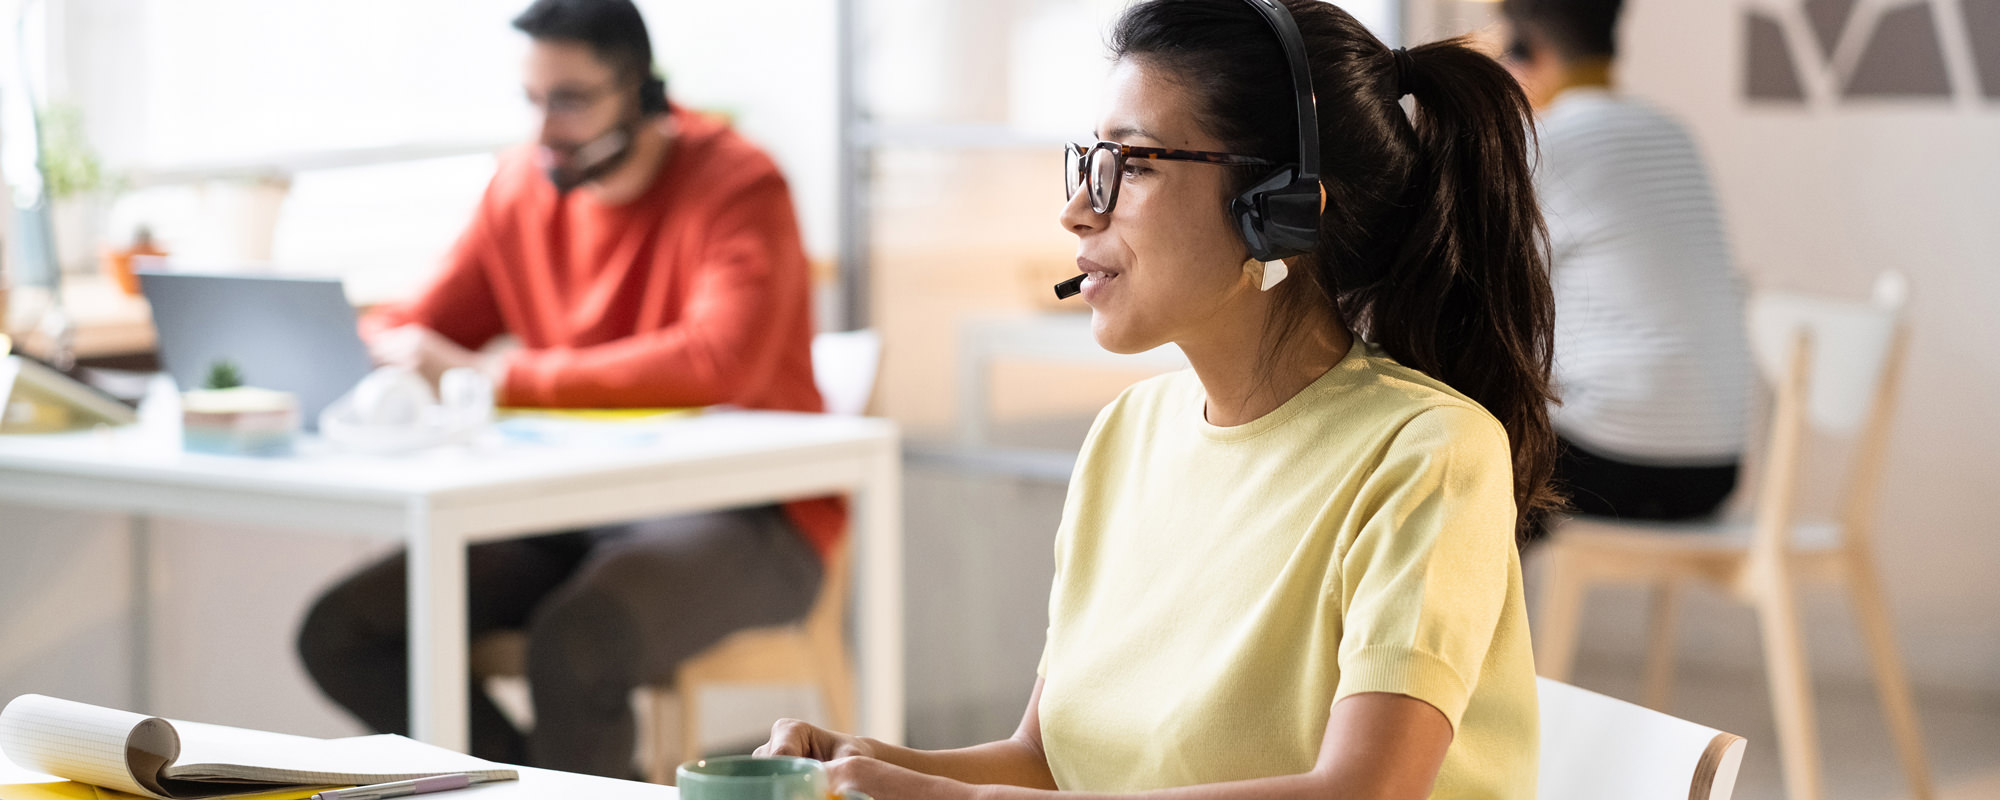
[760,0,1555,796]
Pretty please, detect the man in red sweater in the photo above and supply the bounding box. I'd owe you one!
[296,0,841,778]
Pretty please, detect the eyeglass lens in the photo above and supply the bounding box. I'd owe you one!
[1087,146,1118,213]
[1065,146,1084,204]
[1064,145,1121,213]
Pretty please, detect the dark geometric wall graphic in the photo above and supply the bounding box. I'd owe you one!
[1967,0,2000,98]
[1744,0,2000,104]
[1804,0,1860,59]
[1747,11,1808,101]
[1844,3,1953,97]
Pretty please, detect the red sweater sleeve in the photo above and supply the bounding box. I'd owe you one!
[360,205,508,352]
[500,172,807,408]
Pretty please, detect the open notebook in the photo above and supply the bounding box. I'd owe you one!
[0,696,516,800]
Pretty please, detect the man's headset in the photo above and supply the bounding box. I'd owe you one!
[579,74,669,159]
[638,74,669,116]
[547,72,671,192]
[1055,0,1324,299]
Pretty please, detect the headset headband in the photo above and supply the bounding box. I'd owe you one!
[1242,0,1319,184]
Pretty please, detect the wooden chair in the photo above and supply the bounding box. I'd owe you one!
[1537,676,1748,800]
[472,328,883,783]
[1533,274,1932,800]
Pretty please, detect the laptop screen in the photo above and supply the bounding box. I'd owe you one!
[140,271,375,431]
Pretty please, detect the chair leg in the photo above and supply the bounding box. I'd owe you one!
[1642,581,1681,712]
[1534,544,1588,682]
[646,688,682,785]
[1755,564,1824,800]
[818,648,858,733]
[1845,551,1935,800]
[681,684,705,767]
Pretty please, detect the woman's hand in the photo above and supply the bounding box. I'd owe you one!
[756,681,1056,796]
[827,756,978,800]
[756,723,981,799]
[755,718,878,761]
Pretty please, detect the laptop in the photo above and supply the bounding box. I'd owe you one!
[139,271,376,431]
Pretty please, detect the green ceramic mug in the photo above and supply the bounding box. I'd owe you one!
[675,755,872,800]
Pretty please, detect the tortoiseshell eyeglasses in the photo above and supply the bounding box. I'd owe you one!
[1065,141,1274,214]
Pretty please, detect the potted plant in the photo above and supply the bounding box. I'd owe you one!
[39,103,110,276]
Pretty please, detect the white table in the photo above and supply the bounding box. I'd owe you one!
[0,747,679,798]
[0,411,903,753]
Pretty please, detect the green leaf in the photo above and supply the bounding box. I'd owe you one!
[203,360,244,391]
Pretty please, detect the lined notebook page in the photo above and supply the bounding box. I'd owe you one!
[0,697,515,799]
[0,695,162,797]
[167,724,512,784]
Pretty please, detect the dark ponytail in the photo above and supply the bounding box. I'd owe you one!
[1113,0,1562,535]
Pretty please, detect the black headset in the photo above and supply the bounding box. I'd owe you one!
[639,74,670,116]
[1232,0,1324,263]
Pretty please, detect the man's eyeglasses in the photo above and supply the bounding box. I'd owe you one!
[528,81,622,119]
[1065,141,1273,214]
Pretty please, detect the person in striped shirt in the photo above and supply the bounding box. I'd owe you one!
[1503,0,1754,541]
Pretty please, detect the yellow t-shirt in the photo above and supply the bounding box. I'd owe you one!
[1037,340,1537,797]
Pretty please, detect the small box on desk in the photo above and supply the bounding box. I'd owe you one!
[181,387,298,456]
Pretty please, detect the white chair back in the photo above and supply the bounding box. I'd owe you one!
[1537,677,1748,800]
[1745,273,1907,435]
[812,329,882,417]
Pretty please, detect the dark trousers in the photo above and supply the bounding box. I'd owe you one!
[1529,436,1740,546]
[295,506,822,778]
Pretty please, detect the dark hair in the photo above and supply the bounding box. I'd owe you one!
[512,0,670,115]
[1501,0,1623,61]
[1111,0,1562,535]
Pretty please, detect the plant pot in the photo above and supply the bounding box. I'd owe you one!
[181,387,299,456]
[50,193,109,275]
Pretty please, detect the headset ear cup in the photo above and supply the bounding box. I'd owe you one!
[1232,167,1321,262]
[1231,195,1272,262]
[640,76,670,115]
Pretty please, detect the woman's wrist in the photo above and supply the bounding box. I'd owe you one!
[962,782,1008,800]
[856,736,923,769]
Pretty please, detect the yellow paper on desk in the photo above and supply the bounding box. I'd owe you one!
[492,407,704,448]
[0,782,323,800]
[497,407,702,422]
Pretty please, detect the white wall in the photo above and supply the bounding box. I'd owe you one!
[52,0,838,265]
[1564,0,2000,696]
[0,505,389,736]
[642,0,838,258]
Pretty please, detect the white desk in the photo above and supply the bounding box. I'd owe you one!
[0,411,903,753]
[0,749,678,798]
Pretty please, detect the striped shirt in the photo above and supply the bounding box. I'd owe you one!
[1534,89,1751,465]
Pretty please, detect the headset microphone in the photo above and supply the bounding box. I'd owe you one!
[574,127,630,167]
[545,124,636,193]
[1053,274,1086,299]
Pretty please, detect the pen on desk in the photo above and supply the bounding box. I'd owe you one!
[310,773,484,800]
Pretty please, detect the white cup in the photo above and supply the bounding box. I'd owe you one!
[440,367,496,428]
